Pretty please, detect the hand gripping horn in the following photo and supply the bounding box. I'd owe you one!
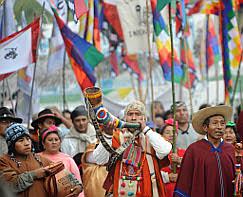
[84,87,141,129]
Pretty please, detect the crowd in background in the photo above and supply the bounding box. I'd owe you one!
[0,100,242,197]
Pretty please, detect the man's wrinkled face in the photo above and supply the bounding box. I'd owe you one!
[175,105,189,124]
[203,115,226,140]
[73,115,89,133]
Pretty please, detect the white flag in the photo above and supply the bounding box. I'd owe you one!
[116,0,153,54]
[47,0,68,73]
[0,19,40,75]
[47,31,65,73]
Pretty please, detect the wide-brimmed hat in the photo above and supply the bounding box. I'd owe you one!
[192,105,232,135]
[0,107,22,123]
[31,109,62,128]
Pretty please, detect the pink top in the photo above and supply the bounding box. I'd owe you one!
[39,152,84,197]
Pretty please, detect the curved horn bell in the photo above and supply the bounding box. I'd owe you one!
[84,87,140,129]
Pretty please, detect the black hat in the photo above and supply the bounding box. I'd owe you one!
[0,107,22,123]
[31,108,62,128]
[71,105,88,120]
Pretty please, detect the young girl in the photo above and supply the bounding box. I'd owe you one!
[160,119,185,197]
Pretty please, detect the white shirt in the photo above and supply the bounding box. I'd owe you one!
[92,126,172,165]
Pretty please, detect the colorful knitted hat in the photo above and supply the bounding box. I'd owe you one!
[5,123,30,152]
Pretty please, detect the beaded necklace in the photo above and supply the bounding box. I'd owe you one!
[10,153,43,168]
[122,138,147,178]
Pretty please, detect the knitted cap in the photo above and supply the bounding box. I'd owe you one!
[124,100,146,116]
[5,123,30,149]
[71,105,88,120]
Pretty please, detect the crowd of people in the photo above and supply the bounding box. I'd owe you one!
[0,98,242,197]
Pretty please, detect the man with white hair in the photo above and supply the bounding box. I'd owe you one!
[92,100,172,197]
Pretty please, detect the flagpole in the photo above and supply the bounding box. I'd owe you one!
[131,76,138,100]
[169,3,177,174]
[240,79,243,108]
[27,2,45,129]
[138,78,143,101]
[142,72,150,104]
[179,80,183,100]
[6,79,15,115]
[62,5,69,111]
[1,79,5,107]
[2,0,7,108]
[231,49,243,107]
[215,61,219,104]
[182,38,193,116]
[206,15,209,104]
[146,0,155,120]
[62,43,67,111]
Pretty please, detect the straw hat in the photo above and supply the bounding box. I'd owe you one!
[192,105,232,135]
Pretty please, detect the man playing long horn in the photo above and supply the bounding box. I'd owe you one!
[92,100,172,197]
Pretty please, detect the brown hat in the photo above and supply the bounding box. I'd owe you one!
[31,109,62,128]
[0,107,22,123]
[192,105,232,135]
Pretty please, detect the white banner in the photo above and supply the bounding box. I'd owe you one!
[116,0,153,54]
[47,33,65,73]
[0,29,32,74]
[46,0,67,73]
